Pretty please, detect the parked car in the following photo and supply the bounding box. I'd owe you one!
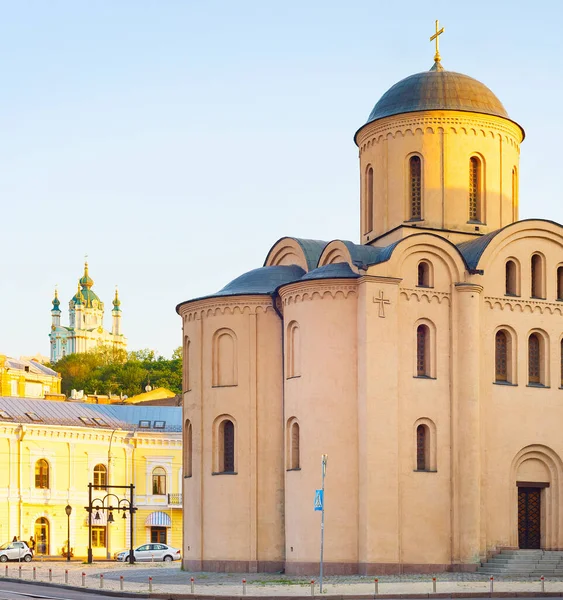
[114,543,181,562]
[0,541,33,562]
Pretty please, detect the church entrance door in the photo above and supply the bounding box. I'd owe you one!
[518,487,541,549]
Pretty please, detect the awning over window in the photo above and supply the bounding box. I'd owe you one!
[145,511,171,527]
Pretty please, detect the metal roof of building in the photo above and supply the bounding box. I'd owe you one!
[4,358,58,377]
[0,397,181,432]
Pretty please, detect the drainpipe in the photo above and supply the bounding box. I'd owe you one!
[106,429,118,559]
[17,425,27,541]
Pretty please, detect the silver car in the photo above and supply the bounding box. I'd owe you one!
[0,542,33,562]
[114,543,181,562]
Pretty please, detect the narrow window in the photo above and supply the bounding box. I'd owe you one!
[409,156,422,220]
[505,260,518,296]
[560,340,563,388]
[416,325,430,377]
[495,331,508,382]
[531,254,544,298]
[528,334,541,385]
[469,156,482,222]
[557,267,563,300]
[184,336,191,391]
[512,167,518,220]
[35,459,49,489]
[93,464,107,490]
[291,422,300,470]
[365,166,374,234]
[152,467,167,495]
[212,329,237,387]
[222,420,235,473]
[287,322,301,378]
[184,420,192,477]
[416,425,428,471]
[417,261,431,287]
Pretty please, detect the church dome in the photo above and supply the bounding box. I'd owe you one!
[79,262,94,289]
[361,68,509,129]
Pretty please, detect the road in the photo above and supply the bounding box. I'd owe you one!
[0,580,136,600]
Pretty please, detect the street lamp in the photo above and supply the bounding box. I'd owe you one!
[64,505,72,562]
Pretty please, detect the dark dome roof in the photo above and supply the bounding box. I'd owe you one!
[363,69,509,127]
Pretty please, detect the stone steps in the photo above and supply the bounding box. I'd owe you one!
[478,550,563,577]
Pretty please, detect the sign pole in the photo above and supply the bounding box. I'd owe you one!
[319,454,327,594]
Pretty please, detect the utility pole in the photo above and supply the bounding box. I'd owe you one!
[319,454,328,593]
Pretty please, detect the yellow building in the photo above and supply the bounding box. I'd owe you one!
[0,397,182,558]
[0,356,61,398]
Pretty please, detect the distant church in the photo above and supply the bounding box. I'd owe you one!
[49,262,126,362]
[177,26,563,574]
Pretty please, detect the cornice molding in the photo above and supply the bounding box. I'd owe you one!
[400,287,451,305]
[485,296,563,315]
[455,283,484,294]
[279,280,357,306]
[181,297,274,323]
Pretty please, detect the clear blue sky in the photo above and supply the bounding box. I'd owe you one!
[1,0,562,359]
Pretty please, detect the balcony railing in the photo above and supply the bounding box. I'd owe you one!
[168,493,182,505]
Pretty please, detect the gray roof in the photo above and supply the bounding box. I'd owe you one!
[0,397,181,432]
[356,68,521,142]
[301,263,360,281]
[5,358,58,377]
[263,238,328,271]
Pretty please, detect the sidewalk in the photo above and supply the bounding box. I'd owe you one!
[4,562,563,598]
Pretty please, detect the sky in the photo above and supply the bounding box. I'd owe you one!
[1,0,562,359]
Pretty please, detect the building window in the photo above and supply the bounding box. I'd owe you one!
[531,254,544,298]
[495,330,508,382]
[184,420,192,477]
[212,328,237,387]
[469,156,482,222]
[416,425,428,471]
[35,459,49,489]
[416,324,430,377]
[528,333,541,385]
[505,260,519,296]
[560,340,563,388]
[152,467,167,495]
[417,260,432,287]
[557,267,563,301]
[93,464,107,490]
[91,526,106,548]
[365,165,374,234]
[150,527,167,544]
[220,419,235,473]
[409,156,422,220]
[287,321,301,378]
[183,336,191,392]
[287,419,300,470]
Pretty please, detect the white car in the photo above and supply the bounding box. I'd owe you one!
[114,543,181,562]
[0,541,33,562]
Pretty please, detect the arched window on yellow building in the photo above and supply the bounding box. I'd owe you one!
[409,156,422,220]
[286,419,300,470]
[531,254,545,299]
[93,464,107,490]
[152,467,167,495]
[365,165,374,234]
[505,260,519,296]
[469,156,483,222]
[416,324,430,377]
[416,425,428,471]
[35,459,49,489]
[557,267,563,301]
[528,333,542,385]
[495,330,508,383]
[221,420,235,473]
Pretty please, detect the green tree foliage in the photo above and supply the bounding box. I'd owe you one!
[51,346,182,398]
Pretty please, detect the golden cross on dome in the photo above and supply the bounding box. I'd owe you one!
[430,19,445,63]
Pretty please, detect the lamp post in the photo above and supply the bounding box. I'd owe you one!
[64,505,72,562]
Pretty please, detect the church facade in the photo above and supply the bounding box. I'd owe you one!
[177,49,563,574]
[49,263,127,363]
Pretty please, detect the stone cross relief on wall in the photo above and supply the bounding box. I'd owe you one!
[373,290,390,318]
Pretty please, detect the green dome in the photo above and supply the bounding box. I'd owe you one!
[79,262,94,288]
[51,289,60,311]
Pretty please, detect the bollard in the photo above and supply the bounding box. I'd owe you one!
[190,577,195,594]
[310,579,315,597]
[82,572,86,587]
[151,554,154,563]
[120,575,124,591]
[49,568,52,582]
[432,577,436,593]
[489,576,494,594]
[541,576,545,592]
[374,578,379,596]
[149,576,153,592]
[242,578,247,596]
[33,567,36,580]
[100,573,104,589]
[18,566,22,579]
[65,570,68,584]
[4,565,7,577]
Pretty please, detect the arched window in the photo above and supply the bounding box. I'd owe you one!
[557,267,563,301]
[495,331,508,382]
[365,165,374,234]
[416,425,428,471]
[416,324,430,377]
[212,329,237,387]
[220,420,235,473]
[35,459,49,489]
[560,340,563,388]
[184,420,192,478]
[152,467,167,495]
[469,156,482,222]
[417,260,432,287]
[287,321,301,378]
[409,156,422,220]
[528,333,541,385]
[183,336,191,392]
[93,464,107,490]
[531,254,544,299]
[505,260,518,296]
[287,419,300,470]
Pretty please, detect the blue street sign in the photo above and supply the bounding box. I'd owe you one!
[314,489,324,511]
